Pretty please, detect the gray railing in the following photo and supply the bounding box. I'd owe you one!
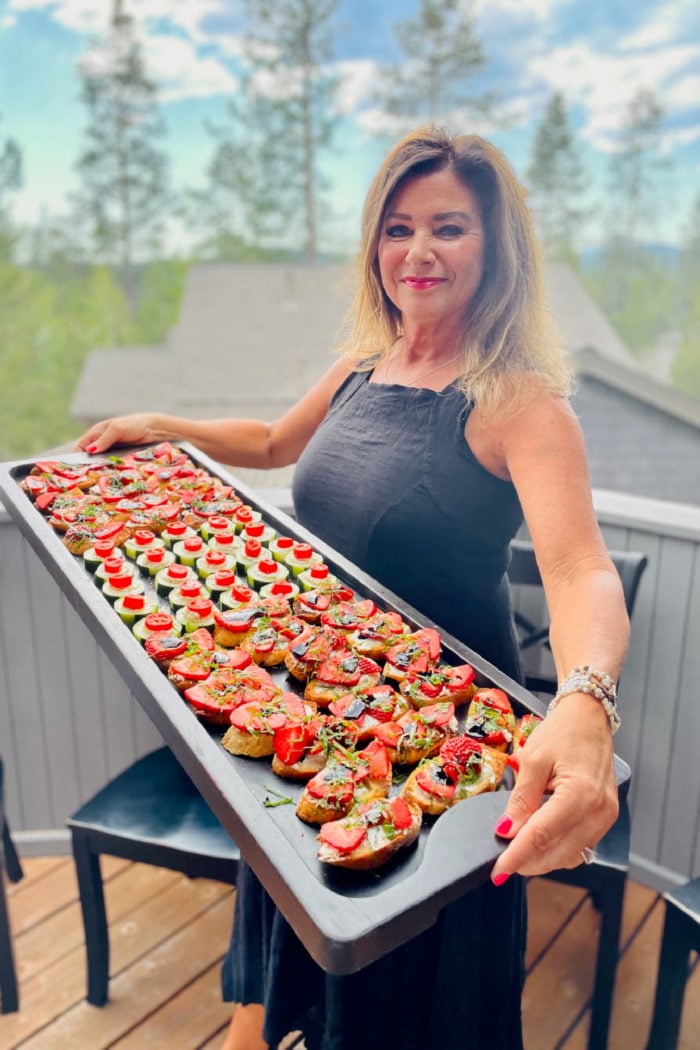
[2,486,699,892]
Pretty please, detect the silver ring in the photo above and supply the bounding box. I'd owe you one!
[581,846,595,865]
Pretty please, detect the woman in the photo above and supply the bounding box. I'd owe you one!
[76,127,628,1050]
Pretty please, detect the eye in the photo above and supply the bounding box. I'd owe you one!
[384,223,412,239]
[436,224,465,238]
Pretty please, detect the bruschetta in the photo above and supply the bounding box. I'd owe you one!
[221,692,312,758]
[402,736,508,816]
[463,688,516,752]
[372,702,457,765]
[383,628,441,682]
[399,663,476,708]
[317,795,422,871]
[296,738,392,824]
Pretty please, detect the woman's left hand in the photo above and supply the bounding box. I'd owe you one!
[490,693,619,882]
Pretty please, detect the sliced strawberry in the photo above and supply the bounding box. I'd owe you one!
[190,627,216,651]
[475,688,512,714]
[318,821,366,853]
[412,675,444,699]
[373,722,404,747]
[144,634,188,662]
[273,722,311,765]
[419,702,455,727]
[169,654,213,682]
[365,686,401,722]
[362,739,391,780]
[327,694,365,721]
[440,735,483,763]
[446,664,476,691]
[415,763,457,799]
[306,767,355,804]
[35,491,59,512]
[391,795,418,828]
[226,648,253,671]
[356,656,382,678]
[414,628,441,661]
[315,650,362,686]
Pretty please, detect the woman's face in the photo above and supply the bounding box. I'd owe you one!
[377,168,485,330]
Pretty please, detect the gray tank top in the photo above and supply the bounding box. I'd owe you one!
[292,370,524,680]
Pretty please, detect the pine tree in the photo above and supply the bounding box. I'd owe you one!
[586,88,673,356]
[525,91,587,263]
[74,0,171,310]
[373,0,495,130]
[607,87,669,246]
[0,115,23,261]
[672,192,700,397]
[199,0,340,264]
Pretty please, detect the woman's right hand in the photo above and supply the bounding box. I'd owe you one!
[74,413,169,454]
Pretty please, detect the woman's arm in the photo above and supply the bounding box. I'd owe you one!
[75,358,353,467]
[485,393,629,880]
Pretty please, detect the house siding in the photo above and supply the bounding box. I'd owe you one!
[574,376,700,506]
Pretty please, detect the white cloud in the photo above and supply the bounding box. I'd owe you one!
[528,40,700,152]
[473,0,565,20]
[144,34,237,102]
[335,59,377,115]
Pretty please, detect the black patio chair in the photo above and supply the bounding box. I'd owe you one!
[0,755,24,1013]
[66,745,240,1006]
[508,538,648,1050]
[646,876,700,1049]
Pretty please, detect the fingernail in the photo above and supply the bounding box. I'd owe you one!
[495,814,513,836]
[492,872,510,887]
[87,444,99,454]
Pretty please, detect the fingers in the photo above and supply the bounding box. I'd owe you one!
[490,722,619,883]
[74,414,157,454]
[74,420,113,453]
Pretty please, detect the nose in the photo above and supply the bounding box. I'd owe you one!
[405,230,435,266]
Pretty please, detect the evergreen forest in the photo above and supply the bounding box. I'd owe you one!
[1,0,698,463]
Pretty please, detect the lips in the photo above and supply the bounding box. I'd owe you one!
[401,277,446,290]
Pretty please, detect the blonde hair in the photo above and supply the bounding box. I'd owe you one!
[341,126,573,416]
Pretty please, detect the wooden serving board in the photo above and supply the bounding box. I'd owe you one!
[0,444,630,974]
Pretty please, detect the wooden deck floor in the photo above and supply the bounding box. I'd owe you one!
[1,856,698,1049]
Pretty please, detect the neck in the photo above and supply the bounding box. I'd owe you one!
[399,317,464,364]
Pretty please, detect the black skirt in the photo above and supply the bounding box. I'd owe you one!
[222,860,526,1050]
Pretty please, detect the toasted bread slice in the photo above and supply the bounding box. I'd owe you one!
[296,739,391,825]
[399,663,476,709]
[402,740,508,816]
[372,702,456,765]
[464,688,516,752]
[221,692,309,758]
[317,796,422,870]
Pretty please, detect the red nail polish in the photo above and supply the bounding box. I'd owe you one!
[495,814,513,836]
[87,444,99,454]
[492,872,510,887]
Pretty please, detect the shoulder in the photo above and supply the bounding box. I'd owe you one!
[468,378,581,482]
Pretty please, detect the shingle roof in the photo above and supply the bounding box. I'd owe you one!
[70,261,699,432]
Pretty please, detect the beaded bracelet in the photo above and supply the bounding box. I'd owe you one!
[547,665,621,735]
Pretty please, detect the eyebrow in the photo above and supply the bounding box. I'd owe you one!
[384,210,476,222]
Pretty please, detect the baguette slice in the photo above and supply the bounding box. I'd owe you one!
[317,796,422,870]
[399,663,476,709]
[221,692,310,758]
[372,702,456,766]
[402,738,508,816]
[304,652,382,708]
[296,739,392,825]
[271,715,360,781]
[463,688,516,752]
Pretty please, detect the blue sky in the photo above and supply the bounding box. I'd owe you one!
[1,0,698,255]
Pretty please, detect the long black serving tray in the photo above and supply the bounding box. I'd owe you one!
[0,444,630,975]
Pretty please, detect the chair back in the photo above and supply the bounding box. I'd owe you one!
[509,540,648,694]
